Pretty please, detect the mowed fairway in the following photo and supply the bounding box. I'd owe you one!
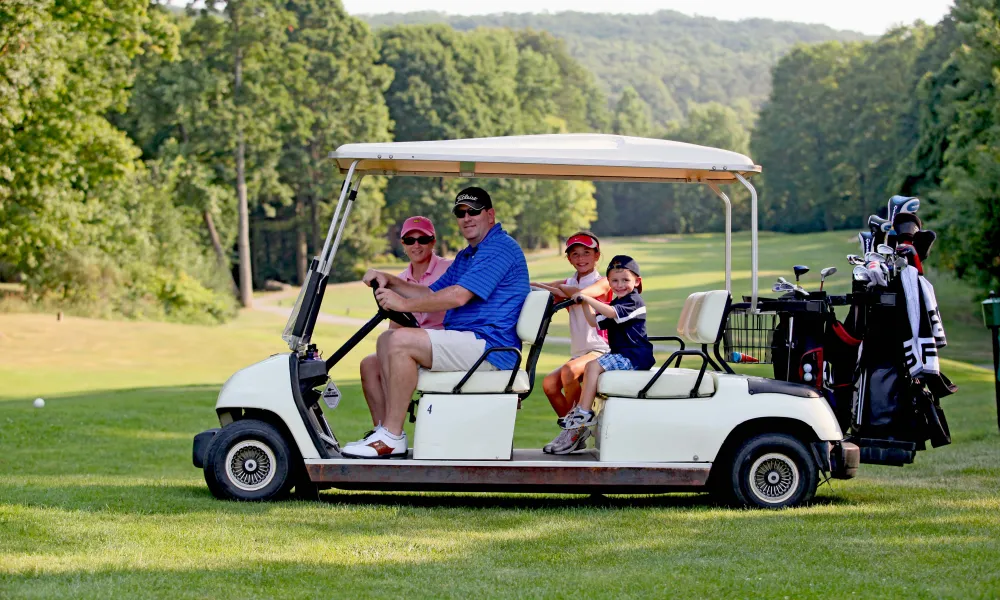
[1,230,998,598]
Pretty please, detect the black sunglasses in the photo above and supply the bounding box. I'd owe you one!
[401,235,434,245]
[453,207,484,219]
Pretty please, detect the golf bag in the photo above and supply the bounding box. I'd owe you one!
[770,300,860,432]
[851,272,956,447]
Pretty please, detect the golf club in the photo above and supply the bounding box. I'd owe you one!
[819,266,837,291]
[793,265,810,283]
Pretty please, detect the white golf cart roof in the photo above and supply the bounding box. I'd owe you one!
[331,134,760,183]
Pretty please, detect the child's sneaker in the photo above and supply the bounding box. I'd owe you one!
[561,406,597,430]
[547,427,591,455]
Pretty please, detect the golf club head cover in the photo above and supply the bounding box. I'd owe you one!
[913,230,937,262]
[858,231,874,255]
[887,195,920,222]
[868,215,891,245]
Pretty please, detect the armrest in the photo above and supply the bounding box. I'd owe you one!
[452,346,523,394]
[648,335,685,366]
[638,349,709,399]
[648,335,685,350]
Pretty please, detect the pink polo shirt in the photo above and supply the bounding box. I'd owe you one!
[399,253,453,329]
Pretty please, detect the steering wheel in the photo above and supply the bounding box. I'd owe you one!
[371,281,419,328]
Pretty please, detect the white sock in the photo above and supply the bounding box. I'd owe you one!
[579,408,593,415]
[384,429,404,440]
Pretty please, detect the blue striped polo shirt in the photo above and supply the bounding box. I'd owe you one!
[429,223,530,370]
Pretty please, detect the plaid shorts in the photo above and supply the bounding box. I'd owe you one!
[597,353,635,372]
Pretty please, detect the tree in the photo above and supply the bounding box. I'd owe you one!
[751,42,862,231]
[923,0,1000,290]
[279,0,393,282]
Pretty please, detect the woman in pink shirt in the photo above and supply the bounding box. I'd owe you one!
[358,216,452,430]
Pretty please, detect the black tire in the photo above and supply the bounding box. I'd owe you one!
[204,419,297,501]
[716,433,818,509]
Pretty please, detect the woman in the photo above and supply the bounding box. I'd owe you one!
[356,216,452,432]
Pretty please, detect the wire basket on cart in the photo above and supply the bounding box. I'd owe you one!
[723,304,779,365]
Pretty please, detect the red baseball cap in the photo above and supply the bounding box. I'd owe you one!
[400,216,436,238]
[565,231,599,253]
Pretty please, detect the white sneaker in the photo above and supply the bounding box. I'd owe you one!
[561,407,597,430]
[341,427,408,459]
[345,425,382,447]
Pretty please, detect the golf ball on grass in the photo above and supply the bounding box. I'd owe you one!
[33,398,45,408]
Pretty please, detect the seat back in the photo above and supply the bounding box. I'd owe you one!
[517,290,552,344]
[676,290,730,344]
[518,289,555,398]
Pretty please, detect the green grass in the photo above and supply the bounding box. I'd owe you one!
[2,231,998,598]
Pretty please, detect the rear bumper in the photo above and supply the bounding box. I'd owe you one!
[831,441,860,479]
[192,428,220,469]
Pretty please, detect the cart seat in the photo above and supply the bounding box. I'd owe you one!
[416,369,531,394]
[598,369,716,398]
[415,289,552,396]
[597,290,729,399]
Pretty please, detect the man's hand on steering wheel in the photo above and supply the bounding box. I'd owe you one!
[374,287,408,313]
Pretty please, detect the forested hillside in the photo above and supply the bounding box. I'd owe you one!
[363,10,868,124]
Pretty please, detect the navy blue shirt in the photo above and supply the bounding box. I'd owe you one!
[596,291,655,370]
[429,223,529,370]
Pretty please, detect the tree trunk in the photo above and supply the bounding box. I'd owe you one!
[296,194,308,284]
[203,209,239,295]
[233,11,253,309]
[310,194,321,254]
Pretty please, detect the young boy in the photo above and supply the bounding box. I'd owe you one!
[530,231,611,423]
[546,255,655,455]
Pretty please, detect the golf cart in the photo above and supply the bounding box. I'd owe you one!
[193,134,859,508]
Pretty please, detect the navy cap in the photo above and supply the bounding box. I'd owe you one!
[454,186,492,210]
[606,254,642,293]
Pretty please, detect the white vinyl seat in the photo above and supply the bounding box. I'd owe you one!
[598,369,716,398]
[597,290,730,399]
[416,289,551,395]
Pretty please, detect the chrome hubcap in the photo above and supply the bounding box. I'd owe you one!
[748,452,799,504]
[225,440,276,492]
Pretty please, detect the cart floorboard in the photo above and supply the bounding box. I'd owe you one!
[305,449,712,493]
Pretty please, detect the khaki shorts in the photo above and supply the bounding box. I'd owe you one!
[426,329,498,372]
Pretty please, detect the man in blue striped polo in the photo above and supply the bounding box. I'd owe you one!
[345,186,530,458]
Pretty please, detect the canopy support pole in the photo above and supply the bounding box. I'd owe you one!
[318,160,358,275]
[327,176,364,275]
[706,182,732,293]
[733,173,758,311]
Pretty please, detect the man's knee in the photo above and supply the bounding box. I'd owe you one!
[386,327,429,358]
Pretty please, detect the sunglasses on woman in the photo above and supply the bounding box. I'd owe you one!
[453,207,483,219]
[401,235,435,245]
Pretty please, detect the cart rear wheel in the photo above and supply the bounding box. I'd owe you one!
[719,433,818,509]
[204,419,297,501]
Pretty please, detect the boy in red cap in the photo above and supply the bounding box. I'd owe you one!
[530,231,613,453]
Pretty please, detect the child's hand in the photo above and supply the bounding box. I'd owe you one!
[571,293,586,304]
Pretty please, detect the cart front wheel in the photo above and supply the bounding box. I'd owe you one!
[723,433,818,509]
[204,419,296,501]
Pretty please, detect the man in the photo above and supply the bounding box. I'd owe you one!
[357,215,451,433]
[343,187,530,458]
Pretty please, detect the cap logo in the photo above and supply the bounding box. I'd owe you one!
[456,193,478,203]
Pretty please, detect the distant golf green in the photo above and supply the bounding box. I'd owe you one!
[2,231,998,598]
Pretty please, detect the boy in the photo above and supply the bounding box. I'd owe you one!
[546,255,655,455]
[530,231,611,423]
